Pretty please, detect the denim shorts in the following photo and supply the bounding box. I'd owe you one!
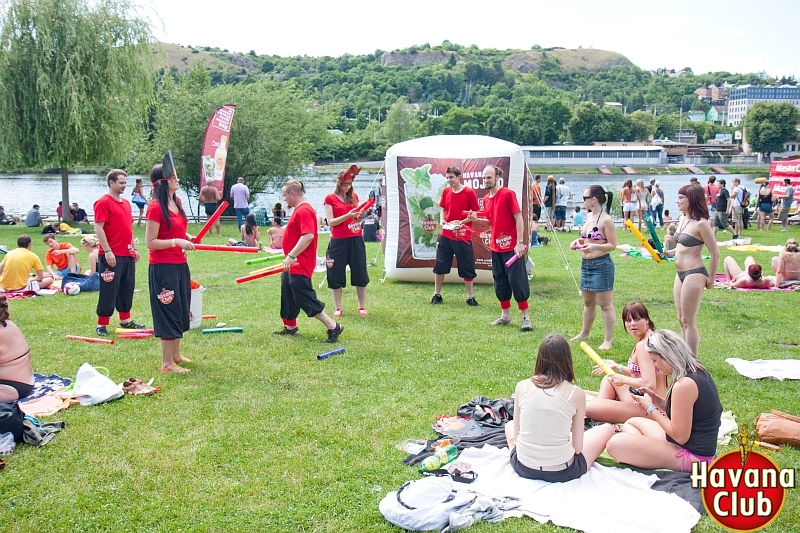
[581,253,615,292]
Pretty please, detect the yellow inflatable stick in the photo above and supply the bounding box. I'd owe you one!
[580,342,615,376]
[754,177,767,184]
[624,219,663,263]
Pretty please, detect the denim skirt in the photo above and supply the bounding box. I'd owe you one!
[581,253,615,292]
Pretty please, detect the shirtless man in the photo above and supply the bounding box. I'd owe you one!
[199,183,223,237]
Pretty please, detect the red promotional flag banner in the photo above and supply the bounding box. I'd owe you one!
[199,105,236,195]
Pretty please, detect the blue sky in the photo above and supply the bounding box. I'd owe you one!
[145,0,798,78]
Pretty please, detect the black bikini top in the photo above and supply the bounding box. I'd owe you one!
[675,232,704,247]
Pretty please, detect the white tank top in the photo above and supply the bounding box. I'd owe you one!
[515,380,577,468]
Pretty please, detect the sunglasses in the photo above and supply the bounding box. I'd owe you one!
[583,196,593,201]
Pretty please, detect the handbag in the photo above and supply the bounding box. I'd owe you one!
[755,410,800,448]
[71,363,123,406]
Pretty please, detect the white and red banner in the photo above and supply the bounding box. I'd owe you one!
[769,160,800,203]
[199,104,236,194]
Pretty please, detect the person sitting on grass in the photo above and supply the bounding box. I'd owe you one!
[268,217,284,250]
[530,213,541,246]
[663,210,673,225]
[771,238,800,287]
[43,235,80,280]
[0,235,54,291]
[228,213,260,248]
[723,256,775,289]
[81,236,100,276]
[505,334,616,482]
[606,329,722,472]
[661,223,677,258]
[0,295,35,401]
[585,302,668,424]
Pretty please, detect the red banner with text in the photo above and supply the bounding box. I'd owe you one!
[199,105,236,194]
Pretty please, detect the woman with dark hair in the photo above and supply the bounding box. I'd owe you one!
[756,181,774,231]
[570,185,617,350]
[672,184,719,355]
[145,164,195,374]
[228,213,260,248]
[606,329,722,472]
[505,334,615,482]
[772,238,800,287]
[323,168,369,317]
[0,295,34,401]
[272,203,286,225]
[585,302,668,423]
[621,179,634,231]
[131,178,148,227]
[723,256,775,289]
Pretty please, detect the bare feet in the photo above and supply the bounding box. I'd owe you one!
[598,341,613,350]
[174,355,192,364]
[570,334,589,342]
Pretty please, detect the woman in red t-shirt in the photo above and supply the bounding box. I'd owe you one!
[323,169,370,317]
[145,164,195,374]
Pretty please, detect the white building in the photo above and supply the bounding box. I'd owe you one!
[726,84,800,126]
[522,145,666,166]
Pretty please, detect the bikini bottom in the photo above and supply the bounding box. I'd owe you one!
[677,266,708,283]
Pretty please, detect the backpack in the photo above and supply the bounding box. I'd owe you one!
[379,476,477,531]
[741,188,751,208]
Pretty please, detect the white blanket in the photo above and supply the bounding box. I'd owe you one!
[457,445,700,533]
[725,358,800,380]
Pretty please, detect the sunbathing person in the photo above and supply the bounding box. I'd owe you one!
[585,302,668,424]
[505,334,615,482]
[723,256,775,289]
[606,329,722,472]
[0,295,35,401]
[772,238,800,287]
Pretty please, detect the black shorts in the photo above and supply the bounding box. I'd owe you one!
[204,203,218,217]
[281,272,325,320]
[149,263,191,339]
[96,255,136,318]
[510,448,588,483]
[326,237,369,289]
[433,235,476,280]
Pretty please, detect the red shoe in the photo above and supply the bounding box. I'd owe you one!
[358,308,368,317]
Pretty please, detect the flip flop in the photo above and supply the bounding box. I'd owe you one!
[161,364,190,374]
[175,355,192,363]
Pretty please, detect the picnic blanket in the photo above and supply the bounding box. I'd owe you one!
[726,244,783,252]
[726,358,800,380]
[453,445,700,533]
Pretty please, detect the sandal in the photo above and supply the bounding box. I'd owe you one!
[175,355,192,364]
[332,308,343,318]
[122,378,162,395]
[161,364,190,374]
[357,308,368,317]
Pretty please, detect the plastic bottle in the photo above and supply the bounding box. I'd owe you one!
[419,444,459,472]
[214,135,228,182]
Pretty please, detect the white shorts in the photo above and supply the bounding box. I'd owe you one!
[623,202,637,213]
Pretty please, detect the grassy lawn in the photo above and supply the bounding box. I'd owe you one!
[1,221,798,532]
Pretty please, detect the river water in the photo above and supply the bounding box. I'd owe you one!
[0,172,757,219]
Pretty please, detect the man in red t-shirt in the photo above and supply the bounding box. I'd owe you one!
[431,166,480,306]
[92,169,144,336]
[275,179,343,343]
[470,165,531,331]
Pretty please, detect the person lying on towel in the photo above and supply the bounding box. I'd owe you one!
[723,256,775,289]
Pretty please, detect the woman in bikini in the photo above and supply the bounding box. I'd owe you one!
[673,184,719,355]
[0,295,35,401]
[756,181,774,232]
[772,238,800,287]
[505,334,616,483]
[621,179,634,231]
[131,178,148,227]
[585,302,668,423]
[723,257,775,289]
[606,329,722,472]
[570,185,617,350]
[227,213,261,248]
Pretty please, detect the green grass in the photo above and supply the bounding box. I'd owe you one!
[1,222,799,532]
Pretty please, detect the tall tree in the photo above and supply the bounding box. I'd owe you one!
[381,97,418,144]
[0,0,155,220]
[744,102,800,159]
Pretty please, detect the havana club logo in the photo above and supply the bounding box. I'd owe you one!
[157,289,175,305]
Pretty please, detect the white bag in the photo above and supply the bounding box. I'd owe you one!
[650,192,662,208]
[379,476,477,531]
[72,363,124,406]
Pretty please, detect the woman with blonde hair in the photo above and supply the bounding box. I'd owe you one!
[772,238,800,287]
[634,179,648,231]
[81,236,100,275]
[606,329,722,472]
[506,334,615,482]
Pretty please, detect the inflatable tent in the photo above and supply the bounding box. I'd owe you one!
[382,135,530,283]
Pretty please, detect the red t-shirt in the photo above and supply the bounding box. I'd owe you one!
[283,202,318,278]
[45,243,73,269]
[325,193,362,239]
[146,200,188,265]
[484,187,521,252]
[439,186,479,242]
[93,194,134,256]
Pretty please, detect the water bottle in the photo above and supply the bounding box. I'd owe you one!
[419,444,459,472]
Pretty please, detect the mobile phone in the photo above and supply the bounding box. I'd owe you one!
[629,386,643,396]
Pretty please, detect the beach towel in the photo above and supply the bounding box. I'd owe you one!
[726,244,783,253]
[725,358,800,380]
[450,445,700,533]
[18,373,73,403]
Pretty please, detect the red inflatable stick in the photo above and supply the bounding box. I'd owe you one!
[66,335,114,345]
[202,315,217,320]
[355,198,375,213]
[194,200,229,244]
[461,210,485,218]
[194,244,259,253]
[236,265,283,284]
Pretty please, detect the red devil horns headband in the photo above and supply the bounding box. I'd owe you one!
[337,165,362,183]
